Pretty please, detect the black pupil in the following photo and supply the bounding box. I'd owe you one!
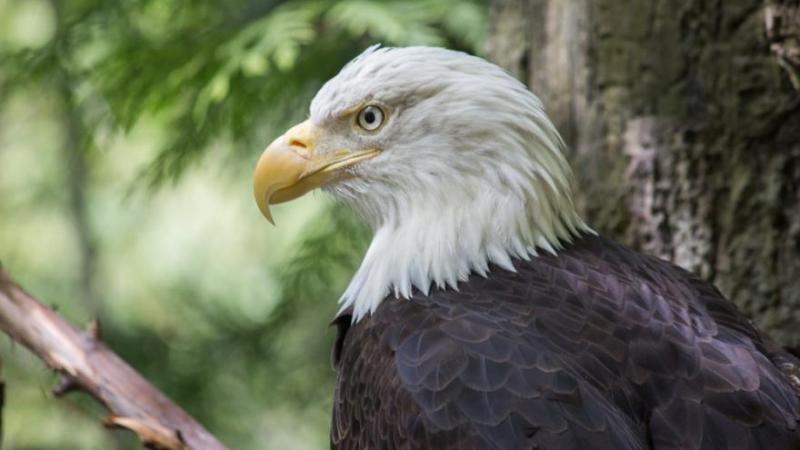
[364,110,375,124]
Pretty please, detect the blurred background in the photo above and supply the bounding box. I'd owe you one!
[1,0,799,449]
[0,1,486,448]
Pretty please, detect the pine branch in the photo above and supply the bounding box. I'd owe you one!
[0,265,228,450]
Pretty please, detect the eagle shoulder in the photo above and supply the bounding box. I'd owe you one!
[331,234,800,450]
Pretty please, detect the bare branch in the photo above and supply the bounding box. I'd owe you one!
[0,266,228,450]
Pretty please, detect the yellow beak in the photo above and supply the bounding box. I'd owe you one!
[253,120,380,224]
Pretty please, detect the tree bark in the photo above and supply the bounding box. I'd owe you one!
[0,266,228,450]
[488,0,800,348]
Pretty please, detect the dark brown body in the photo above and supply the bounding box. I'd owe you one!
[331,234,800,449]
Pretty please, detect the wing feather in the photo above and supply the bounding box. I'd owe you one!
[331,234,800,449]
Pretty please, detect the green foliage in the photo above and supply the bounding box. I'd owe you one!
[0,0,486,448]
[90,0,488,186]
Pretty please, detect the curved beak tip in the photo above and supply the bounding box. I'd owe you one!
[262,206,275,226]
[254,186,276,225]
[253,119,379,226]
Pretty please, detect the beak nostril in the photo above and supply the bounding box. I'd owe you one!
[288,138,307,149]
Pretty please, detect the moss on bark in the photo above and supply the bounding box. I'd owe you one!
[488,0,800,347]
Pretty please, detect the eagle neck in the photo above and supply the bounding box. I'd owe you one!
[338,184,589,322]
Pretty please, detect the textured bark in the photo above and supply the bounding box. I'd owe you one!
[0,266,228,450]
[766,0,800,90]
[488,0,800,347]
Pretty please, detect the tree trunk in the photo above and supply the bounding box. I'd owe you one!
[488,0,800,348]
[51,0,103,320]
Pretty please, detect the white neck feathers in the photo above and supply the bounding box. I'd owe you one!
[308,46,591,322]
[337,172,589,322]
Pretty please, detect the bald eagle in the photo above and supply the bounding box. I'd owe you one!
[253,46,800,449]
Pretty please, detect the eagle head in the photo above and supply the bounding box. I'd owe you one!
[254,46,588,320]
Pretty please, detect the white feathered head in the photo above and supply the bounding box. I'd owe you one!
[254,46,588,320]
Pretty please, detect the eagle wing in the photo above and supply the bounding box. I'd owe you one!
[331,235,800,450]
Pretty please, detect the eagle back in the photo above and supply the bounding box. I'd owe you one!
[330,234,800,450]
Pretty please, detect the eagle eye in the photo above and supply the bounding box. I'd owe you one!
[356,105,384,131]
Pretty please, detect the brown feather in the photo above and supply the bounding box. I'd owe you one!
[331,234,800,449]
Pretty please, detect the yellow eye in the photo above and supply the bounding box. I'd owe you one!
[357,105,384,131]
